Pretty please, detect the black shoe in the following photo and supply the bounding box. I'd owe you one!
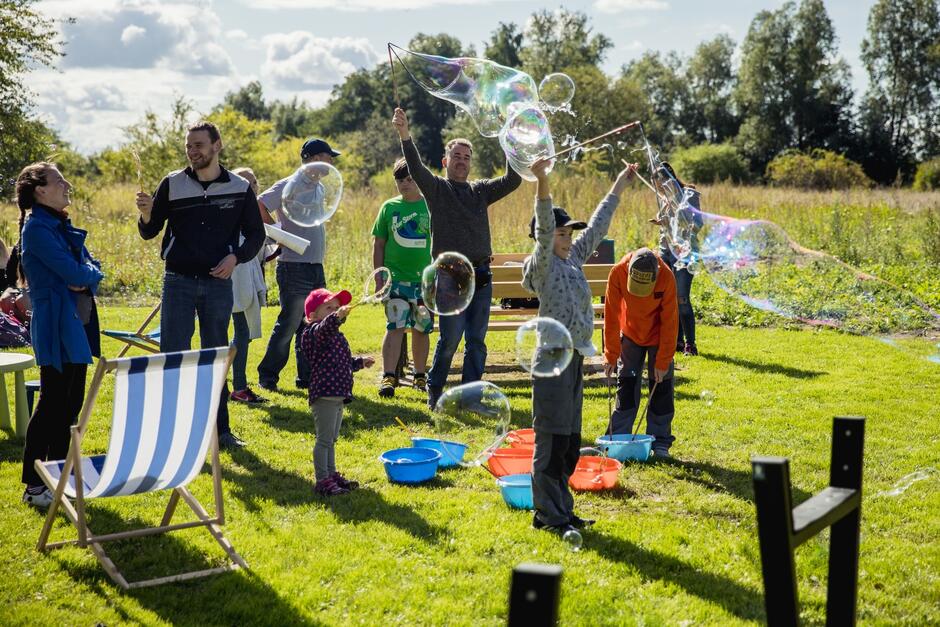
[219,432,246,450]
[532,513,548,530]
[295,379,309,390]
[569,514,596,529]
[258,380,278,392]
[427,385,443,410]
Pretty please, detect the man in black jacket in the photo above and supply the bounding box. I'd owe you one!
[136,120,265,449]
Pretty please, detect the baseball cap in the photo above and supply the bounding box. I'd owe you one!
[528,206,588,238]
[301,138,340,160]
[627,248,659,297]
[304,288,352,319]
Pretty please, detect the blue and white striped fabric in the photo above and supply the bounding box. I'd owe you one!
[42,347,230,499]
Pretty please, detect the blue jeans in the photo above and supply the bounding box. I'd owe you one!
[427,280,492,390]
[257,262,325,387]
[663,255,696,346]
[160,272,233,434]
[231,311,250,391]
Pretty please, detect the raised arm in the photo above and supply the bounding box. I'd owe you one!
[521,159,554,295]
[570,163,637,265]
[393,108,441,199]
[137,177,170,240]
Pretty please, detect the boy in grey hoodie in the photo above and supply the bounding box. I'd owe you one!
[521,158,638,534]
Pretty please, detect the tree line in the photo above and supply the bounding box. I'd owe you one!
[1,0,939,191]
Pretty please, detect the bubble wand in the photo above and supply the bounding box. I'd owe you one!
[347,266,393,311]
[132,150,144,194]
[387,43,400,108]
[633,381,659,437]
[552,121,641,160]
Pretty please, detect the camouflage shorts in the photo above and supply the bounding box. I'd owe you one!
[384,281,434,334]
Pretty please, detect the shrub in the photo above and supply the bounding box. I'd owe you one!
[912,157,940,191]
[669,143,749,184]
[766,149,873,189]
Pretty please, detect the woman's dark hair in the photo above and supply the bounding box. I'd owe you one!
[659,161,686,189]
[14,162,54,236]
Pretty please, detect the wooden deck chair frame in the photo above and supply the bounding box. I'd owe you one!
[102,301,162,357]
[34,348,248,590]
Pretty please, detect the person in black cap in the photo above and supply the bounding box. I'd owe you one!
[521,157,638,535]
[256,138,341,392]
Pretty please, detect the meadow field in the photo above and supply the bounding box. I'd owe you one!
[0,179,938,625]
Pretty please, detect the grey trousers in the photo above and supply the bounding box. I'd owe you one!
[532,431,580,527]
[312,398,344,481]
[608,335,676,451]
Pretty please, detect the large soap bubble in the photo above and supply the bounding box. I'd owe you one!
[538,73,575,110]
[515,317,574,377]
[433,381,512,467]
[391,44,539,138]
[421,252,475,316]
[498,103,556,181]
[281,162,343,227]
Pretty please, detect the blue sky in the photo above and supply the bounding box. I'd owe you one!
[32,0,873,154]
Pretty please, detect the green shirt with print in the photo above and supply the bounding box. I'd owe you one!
[371,196,432,283]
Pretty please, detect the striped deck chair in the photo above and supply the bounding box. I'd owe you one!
[34,346,248,589]
[101,301,161,357]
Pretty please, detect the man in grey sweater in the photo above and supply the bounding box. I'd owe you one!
[393,107,522,408]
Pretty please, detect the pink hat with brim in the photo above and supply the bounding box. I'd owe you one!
[304,288,352,318]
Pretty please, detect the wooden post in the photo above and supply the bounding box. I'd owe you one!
[71,426,88,547]
[826,416,864,627]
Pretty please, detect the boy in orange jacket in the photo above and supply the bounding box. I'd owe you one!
[603,247,679,457]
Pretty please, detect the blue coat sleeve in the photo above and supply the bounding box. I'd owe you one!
[23,223,104,288]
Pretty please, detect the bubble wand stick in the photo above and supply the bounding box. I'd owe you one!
[387,43,400,108]
[132,150,144,194]
[553,121,641,160]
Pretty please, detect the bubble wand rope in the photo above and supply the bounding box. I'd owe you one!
[633,381,658,437]
[622,158,668,205]
[387,43,400,108]
[553,121,641,160]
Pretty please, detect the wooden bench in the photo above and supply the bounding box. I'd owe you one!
[488,252,614,333]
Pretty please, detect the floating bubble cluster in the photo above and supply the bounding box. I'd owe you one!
[498,103,556,181]
[421,252,475,316]
[433,381,512,467]
[538,73,576,110]
[515,317,574,378]
[281,162,343,227]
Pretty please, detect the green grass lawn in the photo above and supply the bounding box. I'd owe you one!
[1,306,938,626]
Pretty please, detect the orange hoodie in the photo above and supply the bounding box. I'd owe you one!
[604,252,679,371]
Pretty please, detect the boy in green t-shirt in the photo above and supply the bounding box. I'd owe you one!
[371,158,434,397]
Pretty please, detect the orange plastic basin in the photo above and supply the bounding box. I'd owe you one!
[568,456,621,491]
[487,447,534,477]
[506,428,536,448]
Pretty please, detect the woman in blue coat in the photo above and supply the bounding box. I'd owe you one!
[15,163,104,507]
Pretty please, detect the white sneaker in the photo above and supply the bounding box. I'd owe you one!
[22,487,54,508]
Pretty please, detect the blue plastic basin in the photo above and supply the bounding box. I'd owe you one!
[410,437,467,468]
[595,434,654,462]
[379,447,442,484]
[496,473,534,510]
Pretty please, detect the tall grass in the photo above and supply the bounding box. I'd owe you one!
[2,176,938,316]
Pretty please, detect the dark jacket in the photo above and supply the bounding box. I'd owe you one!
[139,166,265,277]
[20,205,103,371]
[300,312,364,404]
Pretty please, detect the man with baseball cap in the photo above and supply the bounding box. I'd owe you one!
[603,247,679,458]
[256,138,340,392]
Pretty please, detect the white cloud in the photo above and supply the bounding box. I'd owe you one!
[44,1,233,76]
[226,29,249,41]
[261,32,378,91]
[241,0,514,10]
[594,0,669,13]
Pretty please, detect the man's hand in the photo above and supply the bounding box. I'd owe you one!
[392,108,411,140]
[654,367,668,383]
[612,162,639,196]
[530,158,552,181]
[604,362,617,378]
[209,254,238,279]
[136,191,153,223]
[362,356,375,368]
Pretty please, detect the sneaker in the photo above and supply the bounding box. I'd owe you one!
[676,342,685,354]
[413,373,427,393]
[230,387,267,404]
[22,486,53,508]
[532,513,548,530]
[314,476,350,496]
[683,342,698,356]
[652,447,671,459]
[378,374,397,398]
[332,472,359,491]
[295,379,310,390]
[569,514,596,529]
[427,385,443,411]
[258,380,278,393]
[219,432,247,450]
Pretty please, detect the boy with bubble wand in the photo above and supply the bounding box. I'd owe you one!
[521,157,638,536]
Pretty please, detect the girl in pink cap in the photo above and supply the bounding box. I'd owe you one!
[300,287,374,495]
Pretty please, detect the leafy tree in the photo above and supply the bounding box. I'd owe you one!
[859,0,940,181]
[681,35,740,143]
[270,98,314,140]
[734,0,854,173]
[622,51,688,147]
[520,9,613,80]
[0,0,64,187]
[484,22,523,68]
[221,81,269,121]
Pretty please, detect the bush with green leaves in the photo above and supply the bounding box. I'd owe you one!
[912,157,940,191]
[669,142,748,184]
[766,149,873,189]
